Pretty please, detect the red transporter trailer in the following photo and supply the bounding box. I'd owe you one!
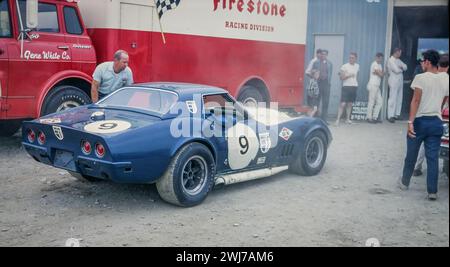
[0,0,308,136]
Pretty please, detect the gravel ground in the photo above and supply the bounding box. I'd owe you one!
[0,121,448,247]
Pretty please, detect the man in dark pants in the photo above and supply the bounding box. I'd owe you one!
[398,50,449,200]
[311,50,333,122]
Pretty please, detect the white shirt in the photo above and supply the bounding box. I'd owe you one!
[387,56,407,78]
[305,57,318,76]
[411,72,449,119]
[93,62,134,95]
[368,61,383,86]
[341,63,360,87]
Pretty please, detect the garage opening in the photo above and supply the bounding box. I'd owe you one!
[391,5,449,119]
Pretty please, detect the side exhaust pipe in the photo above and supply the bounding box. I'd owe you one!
[214,166,289,186]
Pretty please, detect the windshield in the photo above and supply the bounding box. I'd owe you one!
[98,87,178,115]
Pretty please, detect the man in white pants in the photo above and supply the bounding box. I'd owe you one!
[387,48,407,123]
[366,53,384,123]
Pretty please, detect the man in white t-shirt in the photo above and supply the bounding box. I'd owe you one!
[387,48,407,123]
[335,52,359,126]
[366,53,385,123]
[398,50,449,201]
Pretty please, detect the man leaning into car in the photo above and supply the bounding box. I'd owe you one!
[91,50,134,102]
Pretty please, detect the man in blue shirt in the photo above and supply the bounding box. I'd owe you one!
[91,50,134,102]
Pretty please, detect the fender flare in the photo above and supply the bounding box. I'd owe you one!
[170,138,219,165]
[36,70,93,117]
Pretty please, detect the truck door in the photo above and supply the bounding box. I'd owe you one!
[7,0,72,118]
[0,0,12,119]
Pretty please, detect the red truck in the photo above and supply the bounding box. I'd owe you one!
[1,0,309,136]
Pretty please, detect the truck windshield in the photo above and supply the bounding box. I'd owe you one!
[98,88,178,116]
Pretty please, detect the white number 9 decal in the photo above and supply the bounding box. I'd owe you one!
[227,123,259,170]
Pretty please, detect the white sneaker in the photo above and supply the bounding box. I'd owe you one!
[428,193,438,201]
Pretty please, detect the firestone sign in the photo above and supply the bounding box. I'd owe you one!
[213,0,287,17]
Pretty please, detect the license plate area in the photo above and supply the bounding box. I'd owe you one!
[54,150,76,171]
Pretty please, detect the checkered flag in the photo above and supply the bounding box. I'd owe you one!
[155,0,181,18]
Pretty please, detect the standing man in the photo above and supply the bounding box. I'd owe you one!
[398,50,449,201]
[366,53,385,123]
[387,48,407,123]
[91,50,134,102]
[413,53,449,176]
[311,49,333,122]
[335,52,359,126]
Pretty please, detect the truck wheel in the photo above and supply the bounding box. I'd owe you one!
[156,143,216,207]
[68,171,103,182]
[444,160,449,178]
[0,120,21,137]
[289,131,328,176]
[237,86,266,108]
[41,85,91,116]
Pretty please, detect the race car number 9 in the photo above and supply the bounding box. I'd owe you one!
[84,120,131,134]
[227,123,259,170]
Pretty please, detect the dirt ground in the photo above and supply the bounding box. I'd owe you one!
[0,121,448,247]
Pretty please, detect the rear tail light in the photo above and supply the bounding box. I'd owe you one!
[81,140,92,155]
[95,143,105,158]
[37,131,46,145]
[27,129,36,143]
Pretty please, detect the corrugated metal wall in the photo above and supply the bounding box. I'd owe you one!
[305,0,389,102]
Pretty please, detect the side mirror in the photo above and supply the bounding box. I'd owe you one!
[26,0,38,29]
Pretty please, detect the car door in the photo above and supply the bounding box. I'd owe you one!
[202,93,262,173]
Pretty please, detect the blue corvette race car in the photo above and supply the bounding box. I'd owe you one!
[22,83,332,207]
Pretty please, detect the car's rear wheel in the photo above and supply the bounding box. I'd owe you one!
[156,143,215,207]
[289,131,328,176]
[68,171,103,182]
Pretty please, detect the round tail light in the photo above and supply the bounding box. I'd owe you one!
[81,140,92,155]
[95,143,105,158]
[27,129,36,143]
[37,131,46,145]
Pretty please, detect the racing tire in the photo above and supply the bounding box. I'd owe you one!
[237,86,267,108]
[444,160,449,178]
[0,120,21,137]
[41,85,91,116]
[289,131,328,176]
[156,143,216,207]
[69,171,103,182]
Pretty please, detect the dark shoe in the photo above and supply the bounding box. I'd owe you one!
[398,177,409,191]
[413,169,423,177]
[428,193,438,201]
[368,120,376,124]
[375,120,383,124]
[394,116,400,120]
[388,118,396,123]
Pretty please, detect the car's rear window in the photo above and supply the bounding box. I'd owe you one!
[99,88,178,115]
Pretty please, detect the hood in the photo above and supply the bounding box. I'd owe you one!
[36,105,162,135]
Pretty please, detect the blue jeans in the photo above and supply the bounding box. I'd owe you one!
[402,116,444,194]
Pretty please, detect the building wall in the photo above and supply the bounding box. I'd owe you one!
[305,0,389,105]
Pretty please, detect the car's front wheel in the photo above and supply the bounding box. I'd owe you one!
[289,131,328,176]
[156,143,216,207]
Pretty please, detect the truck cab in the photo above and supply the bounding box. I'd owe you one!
[0,0,96,136]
